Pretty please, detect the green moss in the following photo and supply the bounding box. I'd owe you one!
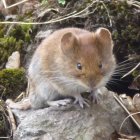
[9,24,32,42]
[0,25,5,38]
[0,100,9,137]
[0,112,6,137]
[0,68,27,99]
[0,37,23,66]
[0,102,5,130]
[0,24,33,68]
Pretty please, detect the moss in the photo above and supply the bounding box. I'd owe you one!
[9,24,32,43]
[0,37,23,66]
[0,112,6,137]
[0,68,27,100]
[0,24,33,69]
[0,100,9,138]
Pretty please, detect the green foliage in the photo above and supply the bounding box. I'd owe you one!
[58,0,66,5]
[0,69,26,136]
[41,0,66,5]
[0,24,32,68]
[0,68,27,99]
[0,111,6,137]
[41,0,48,4]
[0,108,4,131]
[0,100,9,137]
[0,25,5,38]
[0,112,4,132]
[0,37,23,66]
[9,24,32,43]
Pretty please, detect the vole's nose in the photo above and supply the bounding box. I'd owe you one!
[88,78,96,88]
[87,87,97,94]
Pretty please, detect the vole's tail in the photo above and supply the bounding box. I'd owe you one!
[6,98,31,110]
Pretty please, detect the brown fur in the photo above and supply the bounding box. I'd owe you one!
[6,27,116,109]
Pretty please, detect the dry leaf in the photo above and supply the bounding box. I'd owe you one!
[110,131,136,140]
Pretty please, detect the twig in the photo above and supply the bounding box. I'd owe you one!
[14,92,25,102]
[128,0,140,8]
[113,94,140,130]
[0,0,98,25]
[121,62,140,78]
[5,24,15,37]
[1,0,28,9]
[73,7,98,18]
[1,0,7,8]
[6,106,17,132]
[100,1,112,27]
[0,101,13,139]
[0,136,11,139]
[26,77,30,97]
[131,3,140,8]
[119,112,140,132]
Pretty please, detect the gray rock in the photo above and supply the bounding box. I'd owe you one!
[35,30,53,40]
[13,88,134,140]
[6,51,20,69]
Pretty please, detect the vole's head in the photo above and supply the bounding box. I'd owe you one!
[60,28,116,92]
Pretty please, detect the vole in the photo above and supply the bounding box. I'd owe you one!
[6,27,116,109]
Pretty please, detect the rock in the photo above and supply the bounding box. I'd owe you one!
[6,51,20,69]
[12,88,134,140]
[35,30,53,40]
[5,15,17,20]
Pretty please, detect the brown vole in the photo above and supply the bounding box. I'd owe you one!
[6,27,116,109]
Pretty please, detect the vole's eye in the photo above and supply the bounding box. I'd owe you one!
[77,63,82,70]
[98,63,102,69]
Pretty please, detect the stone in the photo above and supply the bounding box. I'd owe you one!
[35,30,53,40]
[12,88,134,140]
[6,51,20,69]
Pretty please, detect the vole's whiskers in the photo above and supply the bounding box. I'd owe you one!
[112,61,136,77]
[107,80,121,86]
[111,73,124,76]
[117,61,134,66]
[110,78,129,83]
[106,85,113,91]
[115,65,134,72]
[117,59,135,65]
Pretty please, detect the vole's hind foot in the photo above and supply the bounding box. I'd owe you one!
[6,99,31,110]
[74,95,90,108]
[47,99,72,107]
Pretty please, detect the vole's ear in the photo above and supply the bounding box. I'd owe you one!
[61,32,79,54]
[95,28,113,52]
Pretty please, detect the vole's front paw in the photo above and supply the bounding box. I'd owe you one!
[90,89,103,104]
[74,95,90,108]
[47,99,72,107]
